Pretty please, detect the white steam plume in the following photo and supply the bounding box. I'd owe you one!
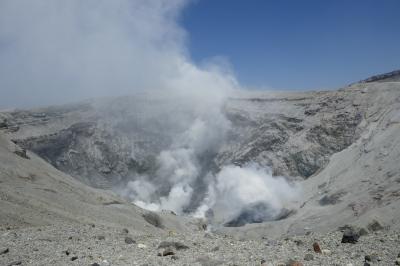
[1,0,300,225]
[0,0,235,108]
[195,164,300,225]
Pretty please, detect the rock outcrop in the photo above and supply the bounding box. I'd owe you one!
[1,71,400,234]
[0,82,374,187]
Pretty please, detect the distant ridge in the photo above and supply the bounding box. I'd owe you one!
[358,69,400,83]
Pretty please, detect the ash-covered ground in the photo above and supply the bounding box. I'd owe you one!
[1,72,400,265]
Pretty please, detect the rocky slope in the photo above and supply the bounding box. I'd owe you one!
[1,71,400,265]
[0,82,375,187]
[0,133,399,265]
[0,129,399,265]
[2,220,400,265]
[0,132,193,231]
[222,81,400,238]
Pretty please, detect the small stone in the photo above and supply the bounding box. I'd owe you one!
[157,247,175,256]
[122,228,129,234]
[200,223,207,231]
[90,263,100,266]
[8,261,22,266]
[157,241,189,250]
[142,212,164,228]
[367,220,384,232]
[265,239,277,246]
[286,259,303,266]
[97,235,105,240]
[322,249,332,255]
[137,243,147,249]
[211,246,220,252]
[196,255,223,266]
[313,242,322,253]
[0,247,9,255]
[395,258,400,265]
[365,254,379,263]
[304,254,314,261]
[0,118,7,129]
[294,239,303,246]
[171,255,179,260]
[125,237,135,244]
[102,260,110,266]
[71,256,78,261]
[14,148,29,159]
[204,233,213,239]
[342,228,360,244]
[358,228,368,236]
[350,252,360,258]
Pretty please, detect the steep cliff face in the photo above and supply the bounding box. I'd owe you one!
[1,73,400,234]
[3,100,172,188]
[217,88,366,179]
[226,81,400,237]
[1,80,396,189]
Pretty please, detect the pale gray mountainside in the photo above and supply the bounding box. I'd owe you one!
[1,72,400,265]
[0,80,375,188]
[0,132,194,232]
[1,70,400,232]
[222,80,400,238]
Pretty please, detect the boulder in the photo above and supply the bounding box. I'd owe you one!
[313,242,322,253]
[196,255,223,266]
[124,237,135,244]
[341,228,360,244]
[157,247,175,257]
[157,241,189,250]
[367,220,384,232]
[142,212,164,229]
[0,247,9,255]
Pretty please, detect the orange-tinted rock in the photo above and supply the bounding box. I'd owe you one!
[313,242,322,253]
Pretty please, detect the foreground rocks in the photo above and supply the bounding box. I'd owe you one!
[157,241,189,257]
[341,228,360,244]
[1,74,400,265]
[1,223,400,265]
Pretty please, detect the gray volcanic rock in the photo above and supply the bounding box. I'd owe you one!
[357,69,400,83]
[1,72,400,265]
[217,86,370,179]
[1,83,371,188]
[1,72,400,235]
[0,132,194,232]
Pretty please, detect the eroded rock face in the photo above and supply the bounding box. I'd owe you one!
[0,77,394,189]
[0,89,365,188]
[358,69,400,83]
[13,121,142,188]
[217,89,365,179]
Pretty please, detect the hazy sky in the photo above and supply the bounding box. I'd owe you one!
[183,0,400,90]
[0,0,399,108]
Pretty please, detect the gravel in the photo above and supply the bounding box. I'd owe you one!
[1,223,400,265]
